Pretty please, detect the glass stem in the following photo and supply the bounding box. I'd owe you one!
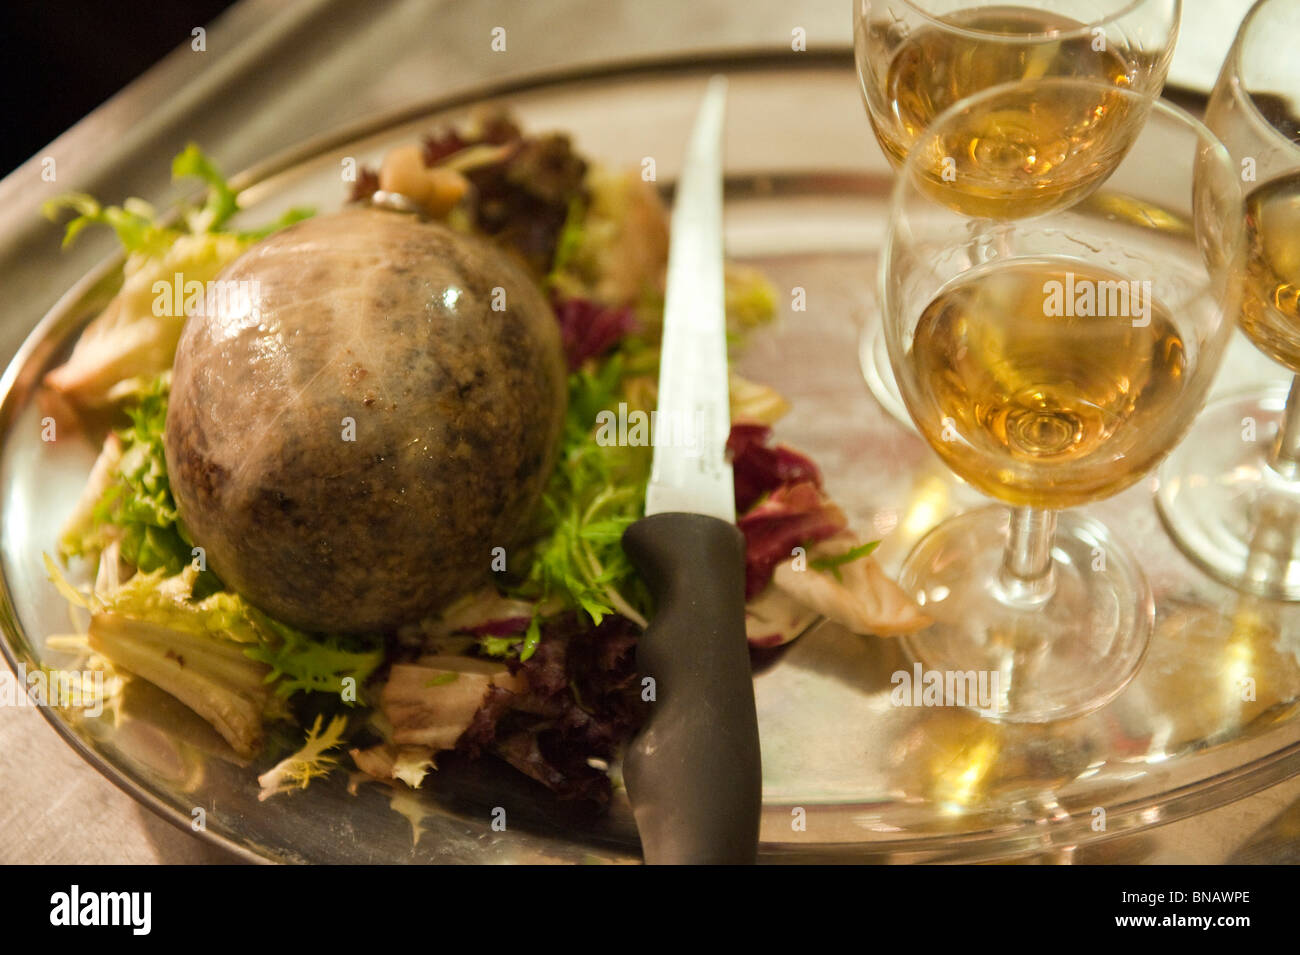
[998,507,1057,606]
[1268,375,1300,482]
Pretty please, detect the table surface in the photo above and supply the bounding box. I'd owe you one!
[4,0,1293,865]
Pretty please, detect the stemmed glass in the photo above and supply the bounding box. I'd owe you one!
[883,78,1244,722]
[1157,0,1300,599]
[854,0,1182,425]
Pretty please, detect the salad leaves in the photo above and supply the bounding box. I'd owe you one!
[492,350,654,660]
[41,145,311,412]
[257,714,350,800]
[810,540,882,581]
[45,143,312,253]
[242,616,384,699]
[59,374,193,577]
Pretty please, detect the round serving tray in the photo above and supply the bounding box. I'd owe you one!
[3,55,1299,864]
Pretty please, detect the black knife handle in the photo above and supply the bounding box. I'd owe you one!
[620,511,762,864]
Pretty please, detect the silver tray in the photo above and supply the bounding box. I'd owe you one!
[4,56,1300,864]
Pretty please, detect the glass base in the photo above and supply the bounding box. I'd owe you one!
[858,321,914,431]
[898,506,1153,723]
[1156,385,1300,600]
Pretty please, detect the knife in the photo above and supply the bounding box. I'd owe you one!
[620,75,762,865]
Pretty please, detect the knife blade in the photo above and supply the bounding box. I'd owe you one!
[642,76,735,525]
[620,75,763,865]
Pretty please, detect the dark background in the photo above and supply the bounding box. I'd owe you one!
[0,0,237,177]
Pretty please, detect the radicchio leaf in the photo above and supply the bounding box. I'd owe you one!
[461,616,531,637]
[727,423,822,513]
[457,614,645,804]
[736,481,847,599]
[553,297,638,370]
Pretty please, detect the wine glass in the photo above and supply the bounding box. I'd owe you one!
[883,78,1244,722]
[853,0,1182,425]
[1157,0,1300,600]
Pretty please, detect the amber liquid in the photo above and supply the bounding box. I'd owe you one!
[908,259,1188,508]
[1239,172,1300,370]
[872,6,1141,219]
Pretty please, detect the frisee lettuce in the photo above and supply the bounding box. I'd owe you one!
[257,714,350,800]
[43,142,314,254]
[172,142,240,235]
[242,614,384,698]
[498,352,654,659]
[93,561,382,699]
[59,373,203,579]
[97,564,260,643]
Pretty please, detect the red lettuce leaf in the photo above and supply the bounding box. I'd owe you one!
[457,614,645,804]
[459,616,531,637]
[727,423,822,513]
[553,297,638,371]
[736,481,846,599]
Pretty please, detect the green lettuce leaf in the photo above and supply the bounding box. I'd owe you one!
[503,352,654,651]
[58,373,199,577]
[94,562,384,700]
[242,614,385,699]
